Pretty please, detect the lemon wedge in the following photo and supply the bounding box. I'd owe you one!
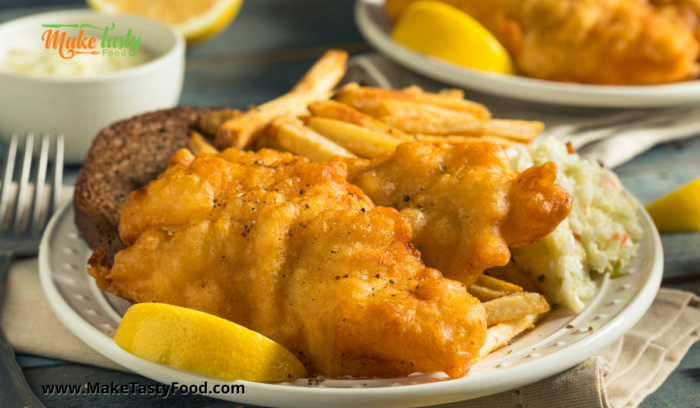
[87,0,244,44]
[391,1,514,74]
[114,303,307,382]
[646,175,700,232]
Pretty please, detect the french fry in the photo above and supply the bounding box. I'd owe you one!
[467,275,523,302]
[308,100,413,142]
[467,284,507,302]
[338,82,360,92]
[485,261,542,294]
[403,85,465,100]
[376,99,477,120]
[216,49,348,149]
[476,274,523,295]
[471,314,545,363]
[307,117,401,158]
[216,92,333,150]
[189,132,219,155]
[397,86,490,117]
[291,49,348,94]
[403,84,474,106]
[198,109,242,136]
[483,293,550,327]
[168,148,196,168]
[334,85,491,119]
[402,85,424,94]
[415,134,518,149]
[381,115,544,142]
[468,275,523,302]
[376,101,526,147]
[404,85,466,101]
[265,116,355,163]
[438,88,465,99]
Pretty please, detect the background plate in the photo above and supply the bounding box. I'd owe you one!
[355,0,700,108]
[39,200,662,408]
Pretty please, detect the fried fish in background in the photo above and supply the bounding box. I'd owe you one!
[88,147,487,379]
[386,0,700,85]
[335,141,572,287]
[651,0,700,44]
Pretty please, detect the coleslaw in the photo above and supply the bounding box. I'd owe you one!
[507,137,643,312]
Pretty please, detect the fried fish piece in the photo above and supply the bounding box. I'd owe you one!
[88,148,486,379]
[335,141,572,287]
[386,0,700,85]
[650,0,700,44]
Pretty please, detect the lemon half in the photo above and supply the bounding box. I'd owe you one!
[87,0,243,44]
[646,175,700,232]
[114,303,307,382]
[392,1,514,74]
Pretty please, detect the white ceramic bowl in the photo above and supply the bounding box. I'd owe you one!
[0,10,185,163]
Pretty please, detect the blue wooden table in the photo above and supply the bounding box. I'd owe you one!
[2,1,700,407]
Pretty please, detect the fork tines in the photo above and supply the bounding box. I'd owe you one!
[0,133,64,235]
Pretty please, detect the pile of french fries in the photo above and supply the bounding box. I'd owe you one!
[189,49,542,160]
[188,49,550,363]
[470,264,550,362]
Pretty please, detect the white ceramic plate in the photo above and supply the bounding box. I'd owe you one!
[39,200,662,408]
[356,0,700,108]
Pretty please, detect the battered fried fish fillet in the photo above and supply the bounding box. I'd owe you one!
[386,0,700,84]
[88,147,487,379]
[334,142,572,287]
[651,0,700,43]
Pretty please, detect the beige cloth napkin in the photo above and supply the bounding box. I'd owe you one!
[0,186,126,372]
[1,189,699,407]
[0,257,127,373]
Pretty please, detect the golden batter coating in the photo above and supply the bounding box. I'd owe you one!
[386,0,700,85]
[335,141,572,287]
[89,148,486,379]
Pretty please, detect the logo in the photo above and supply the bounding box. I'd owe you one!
[41,23,142,59]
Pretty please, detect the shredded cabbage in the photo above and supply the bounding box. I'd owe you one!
[507,137,643,312]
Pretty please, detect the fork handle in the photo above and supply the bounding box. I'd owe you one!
[0,251,45,408]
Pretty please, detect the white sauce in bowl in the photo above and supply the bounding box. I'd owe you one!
[0,44,152,76]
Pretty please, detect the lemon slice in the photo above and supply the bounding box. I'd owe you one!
[87,0,244,44]
[114,303,307,382]
[391,1,514,74]
[646,175,700,232]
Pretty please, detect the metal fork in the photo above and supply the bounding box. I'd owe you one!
[0,133,64,408]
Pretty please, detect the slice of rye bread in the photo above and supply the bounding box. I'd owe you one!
[74,107,221,256]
